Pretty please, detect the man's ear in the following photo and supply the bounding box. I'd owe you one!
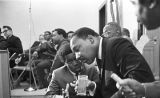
[87,35,94,44]
[60,34,64,38]
[146,0,157,9]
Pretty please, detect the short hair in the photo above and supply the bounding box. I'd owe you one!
[44,31,51,35]
[72,27,99,39]
[52,28,67,38]
[3,25,12,31]
[102,22,122,38]
[67,31,74,37]
[67,31,74,35]
[122,28,130,37]
[65,52,76,63]
[103,22,121,33]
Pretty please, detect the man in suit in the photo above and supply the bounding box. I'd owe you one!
[32,28,69,88]
[115,0,160,98]
[31,33,56,89]
[70,27,155,98]
[2,26,23,68]
[47,28,71,80]
[46,52,99,97]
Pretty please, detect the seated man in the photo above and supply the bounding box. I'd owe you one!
[102,22,121,38]
[46,52,99,97]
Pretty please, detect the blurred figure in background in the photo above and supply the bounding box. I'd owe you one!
[67,31,74,41]
[115,0,160,98]
[121,28,133,43]
[44,31,52,41]
[102,22,121,38]
[116,0,160,98]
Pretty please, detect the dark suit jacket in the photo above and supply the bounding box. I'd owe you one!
[47,64,99,96]
[97,37,155,98]
[0,36,7,50]
[31,41,40,48]
[35,41,56,60]
[50,39,71,72]
[7,35,23,56]
[144,81,160,98]
[25,41,40,53]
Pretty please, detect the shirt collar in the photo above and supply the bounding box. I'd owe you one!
[66,63,76,76]
[98,37,103,60]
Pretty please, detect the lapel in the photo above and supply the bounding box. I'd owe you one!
[101,38,114,86]
[98,38,107,85]
[101,38,106,68]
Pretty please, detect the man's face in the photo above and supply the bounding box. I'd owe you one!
[67,60,82,73]
[131,0,160,30]
[52,31,61,44]
[3,28,12,37]
[68,33,73,40]
[39,35,45,43]
[102,26,120,38]
[44,32,51,41]
[70,36,96,64]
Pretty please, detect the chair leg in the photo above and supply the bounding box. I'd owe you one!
[10,69,14,90]
[14,69,26,84]
[31,68,38,89]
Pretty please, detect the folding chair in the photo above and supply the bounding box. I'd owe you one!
[12,57,38,89]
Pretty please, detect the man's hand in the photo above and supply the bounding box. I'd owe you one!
[119,79,145,97]
[32,51,38,58]
[87,80,96,91]
[15,57,22,64]
[70,80,96,96]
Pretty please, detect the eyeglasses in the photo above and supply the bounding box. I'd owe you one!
[3,30,8,33]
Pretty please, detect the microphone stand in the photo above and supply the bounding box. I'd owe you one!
[24,0,37,91]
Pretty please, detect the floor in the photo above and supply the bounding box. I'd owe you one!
[11,82,47,98]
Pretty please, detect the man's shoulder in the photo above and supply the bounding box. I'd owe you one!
[84,64,98,72]
[60,39,69,46]
[104,37,128,43]
[53,65,67,75]
[10,35,21,41]
[103,37,132,48]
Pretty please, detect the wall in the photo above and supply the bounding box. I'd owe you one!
[121,0,138,41]
[0,0,104,49]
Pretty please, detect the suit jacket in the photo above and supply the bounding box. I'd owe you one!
[35,41,56,59]
[6,35,23,56]
[31,41,40,48]
[98,37,155,98]
[25,41,40,53]
[0,36,7,50]
[47,64,99,96]
[50,39,71,72]
[144,81,160,98]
